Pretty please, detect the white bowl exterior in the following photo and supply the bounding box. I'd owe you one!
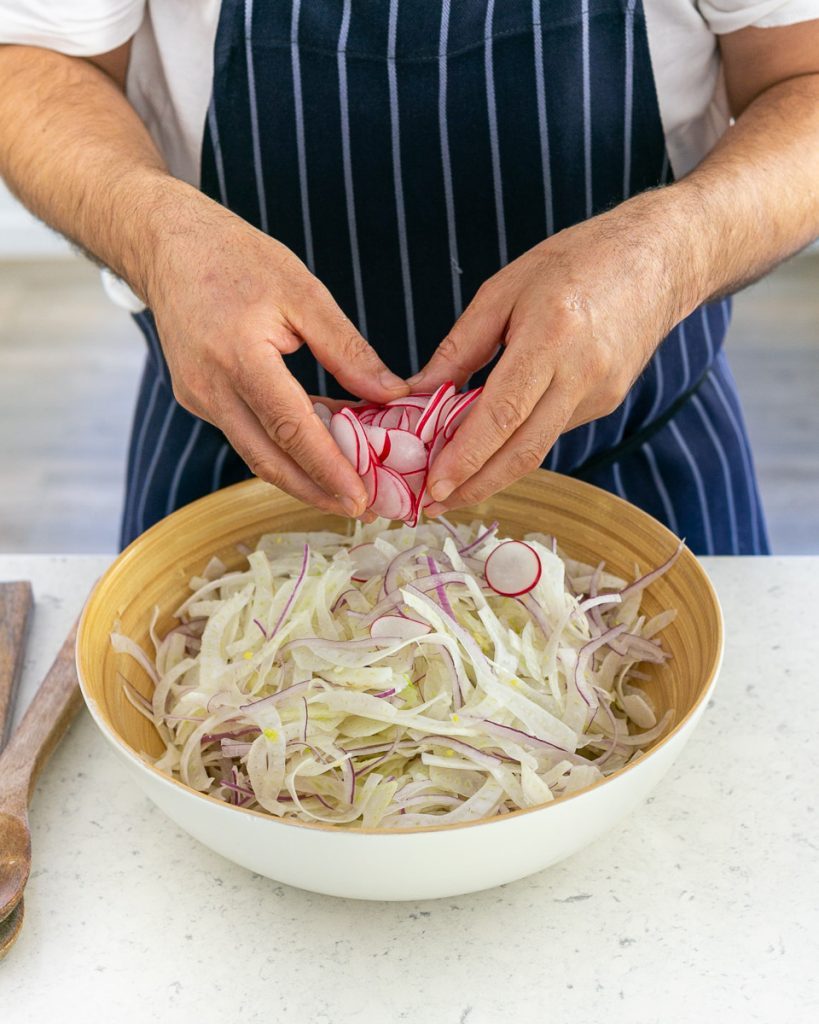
[90,677,716,901]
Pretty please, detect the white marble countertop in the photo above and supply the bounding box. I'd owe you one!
[1,554,818,1024]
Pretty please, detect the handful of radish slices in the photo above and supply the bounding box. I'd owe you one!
[313,381,481,528]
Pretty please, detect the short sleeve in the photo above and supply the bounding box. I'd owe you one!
[0,1,144,55]
[696,0,819,33]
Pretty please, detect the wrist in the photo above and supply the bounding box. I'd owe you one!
[603,184,718,327]
[114,172,212,308]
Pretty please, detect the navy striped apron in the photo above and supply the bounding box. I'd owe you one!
[122,0,770,555]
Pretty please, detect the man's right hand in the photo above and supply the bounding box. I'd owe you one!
[139,189,409,517]
[0,44,408,519]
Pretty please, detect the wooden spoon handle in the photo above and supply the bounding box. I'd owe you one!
[0,620,83,812]
[0,582,33,750]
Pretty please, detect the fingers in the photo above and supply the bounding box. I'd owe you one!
[425,326,551,504]
[407,281,511,393]
[234,342,369,515]
[219,396,357,515]
[289,280,409,403]
[424,385,576,516]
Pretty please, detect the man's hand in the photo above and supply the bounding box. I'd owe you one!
[411,191,698,514]
[0,44,408,518]
[415,17,819,516]
[144,189,408,517]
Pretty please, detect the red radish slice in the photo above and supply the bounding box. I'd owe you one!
[370,465,413,520]
[313,402,332,427]
[484,540,542,597]
[330,409,370,475]
[329,411,360,470]
[442,388,482,439]
[416,382,456,443]
[362,463,378,507]
[403,406,422,432]
[382,429,427,474]
[386,394,431,407]
[369,615,431,641]
[349,542,384,582]
[361,424,390,460]
[402,467,426,497]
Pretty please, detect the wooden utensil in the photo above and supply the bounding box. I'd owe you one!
[0,581,33,957]
[0,619,83,956]
[0,581,33,750]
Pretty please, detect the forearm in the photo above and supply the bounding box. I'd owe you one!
[612,74,819,325]
[0,44,197,302]
[675,74,819,303]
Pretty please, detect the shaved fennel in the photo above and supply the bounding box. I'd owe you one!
[114,519,680,828]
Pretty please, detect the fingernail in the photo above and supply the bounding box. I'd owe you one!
[429,479,454,502]
[342,495,364,517]
[380,371,408,393]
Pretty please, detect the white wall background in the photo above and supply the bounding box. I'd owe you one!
[0,181,71,258]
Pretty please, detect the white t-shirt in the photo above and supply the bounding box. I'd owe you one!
[2,0,818,186]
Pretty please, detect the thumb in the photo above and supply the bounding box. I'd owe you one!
[293,281,408,403]
[407,283,510,392]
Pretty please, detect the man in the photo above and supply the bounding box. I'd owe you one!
[0,1,817,552]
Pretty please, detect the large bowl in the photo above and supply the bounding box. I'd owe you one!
[77,471,722,901]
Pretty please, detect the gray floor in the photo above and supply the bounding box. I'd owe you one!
[0,254,817,554]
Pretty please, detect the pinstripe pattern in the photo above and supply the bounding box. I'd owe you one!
[668,419,715,554]
[612,461,627,501]
[707,367,762,552]
[581,0,592,218]
[244,0,268,234]
[135,397,177,538]
[438,0,463,319]
[623,0,636,199]
[640,440,680,535]
[123,372,162,543]
[531,1,554,237]
[289,0,325,396]
[484,0,507,267]
[123,0,767,555]
[677,321,690,391]
[547,435,561,471]
[691,392,739,553]
[700,304,714,363]
[337,0,367,335]
[165,419,204,517]
[206,101,228,206]
[388,0,419,376]
[211,441,231,492]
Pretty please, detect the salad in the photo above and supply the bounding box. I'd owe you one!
[115,519,681,829]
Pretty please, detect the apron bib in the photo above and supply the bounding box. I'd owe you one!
[122,0,769,554]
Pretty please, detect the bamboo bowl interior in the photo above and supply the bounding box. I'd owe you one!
[78,471,722,816]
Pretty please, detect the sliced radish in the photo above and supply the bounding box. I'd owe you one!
[376,406,404,430]
[329,411,359,470]
[484,540,542,597]
[362,462,378,507]
[386,394,431,408]
[370,465,413,521]
[349,542,384,582]
[382,429,427,474]
[442,389,481,439]
[361,424,390,461]
[330,409,370,475]
[416,382,456,443]
[369,615,431,641]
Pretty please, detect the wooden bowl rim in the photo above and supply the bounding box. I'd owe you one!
[77,473,724,837]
